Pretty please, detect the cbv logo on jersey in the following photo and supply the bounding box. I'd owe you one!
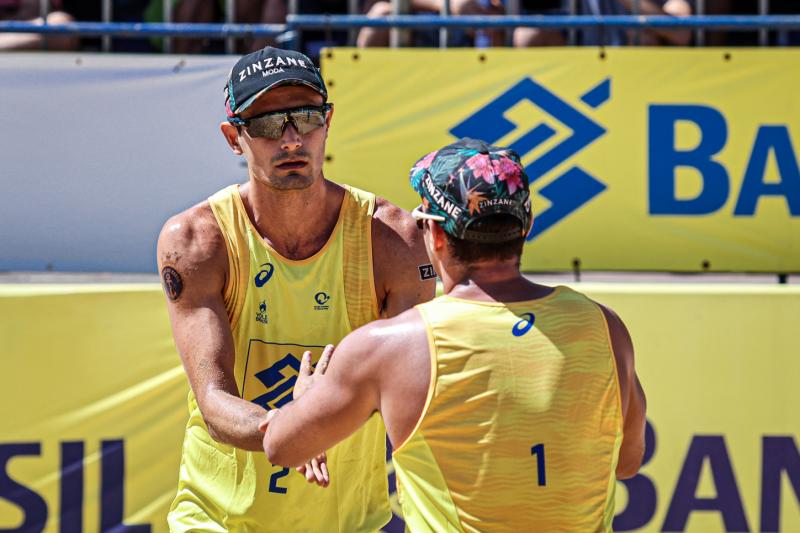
[243,341,323,410]
[451,77,611,240]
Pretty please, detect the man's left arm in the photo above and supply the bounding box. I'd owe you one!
[372,199,437,317]
[262,326,382,468]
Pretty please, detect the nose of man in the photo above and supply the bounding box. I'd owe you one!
[280,123,303,152]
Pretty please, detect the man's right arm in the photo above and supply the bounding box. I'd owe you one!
[158,205,268,452]
[600,304,647,480]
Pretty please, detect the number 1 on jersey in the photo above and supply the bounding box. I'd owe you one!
[530,443,546,486]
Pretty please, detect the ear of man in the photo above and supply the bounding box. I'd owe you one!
[429,221,448,251]
[220,122,243,155]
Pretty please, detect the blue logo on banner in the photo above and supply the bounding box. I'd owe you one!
[450,77,610,240]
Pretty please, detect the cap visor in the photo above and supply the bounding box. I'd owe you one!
[235,79,326,115]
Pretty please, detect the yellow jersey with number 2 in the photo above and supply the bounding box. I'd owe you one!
[168,184,391,532]
[394,288,623,533]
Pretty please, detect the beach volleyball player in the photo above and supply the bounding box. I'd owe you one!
[262,139,648,531]
[157,46,434,531]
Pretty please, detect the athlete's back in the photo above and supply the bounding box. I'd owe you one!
[393,287,624,532]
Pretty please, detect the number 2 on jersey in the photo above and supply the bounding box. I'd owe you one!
[530,443,546,486]
[269,465,289,494]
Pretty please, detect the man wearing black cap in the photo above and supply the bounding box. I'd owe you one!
[261,138,647,532]
[158,47,434,531]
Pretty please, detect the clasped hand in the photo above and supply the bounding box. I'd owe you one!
[259,344,335,488]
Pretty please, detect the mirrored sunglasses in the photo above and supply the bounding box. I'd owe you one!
[235,104,332,139]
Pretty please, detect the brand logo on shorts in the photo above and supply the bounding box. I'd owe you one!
[512,312,536,337]
[256,300,269,324]
[451,77,610,240]
[254,262,275,287]
[314,291,330,310]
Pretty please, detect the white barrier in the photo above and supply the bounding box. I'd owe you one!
[0,54,243,272]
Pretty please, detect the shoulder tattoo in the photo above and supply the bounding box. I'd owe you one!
[161,266,184,301]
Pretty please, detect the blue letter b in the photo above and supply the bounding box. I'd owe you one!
[649,105,729,215]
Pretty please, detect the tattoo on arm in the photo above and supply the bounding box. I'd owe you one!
[161,266,184,301]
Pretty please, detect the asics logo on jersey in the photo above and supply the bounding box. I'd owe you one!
[451,77,610,241]
[512,313,536,337]
[254,262,275,287]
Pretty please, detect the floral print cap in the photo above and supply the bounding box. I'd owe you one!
[409,138,532,242]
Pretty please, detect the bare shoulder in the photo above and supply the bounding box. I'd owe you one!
[372,197,423,253]
[596,303,632,354]
[371,197,435,315]
[337,306,428,370]
[593,301,635,384]
[157,201,227,301]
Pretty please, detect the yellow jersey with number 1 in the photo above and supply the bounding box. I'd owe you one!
[394,288,624,532]
[168,184,391,532]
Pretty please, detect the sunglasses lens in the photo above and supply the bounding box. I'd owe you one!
[246,115,285,139]
[244,106,328,139]
[290,109,327,135]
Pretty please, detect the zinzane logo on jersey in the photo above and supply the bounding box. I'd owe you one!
[242,341,325,410]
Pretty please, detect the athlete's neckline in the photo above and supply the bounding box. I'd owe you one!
[437,285,564,307]
[232,183,349,266]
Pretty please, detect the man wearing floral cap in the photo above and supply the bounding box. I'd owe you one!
[260,138,648,532]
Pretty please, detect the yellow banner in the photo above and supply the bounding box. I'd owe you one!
[1,284,799,532]
[587,284,800,532]
[0,285,186,532]
[321,49,800,272]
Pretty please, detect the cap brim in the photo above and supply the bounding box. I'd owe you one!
[235,78,327,115]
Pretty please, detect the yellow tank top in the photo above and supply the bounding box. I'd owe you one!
[168,184,391,532]
[393,288,623,533]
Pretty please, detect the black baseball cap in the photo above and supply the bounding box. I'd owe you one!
[225,46,328,123]
[409,138,532,243]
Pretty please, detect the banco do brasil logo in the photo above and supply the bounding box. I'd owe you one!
[451,77,611,240]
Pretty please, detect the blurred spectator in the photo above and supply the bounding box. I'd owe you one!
[59,1,162,52]
[632,0,692,46]
[169,0,225,54]
[770,0,800,46]
[514,0,693,47]
[240,0,287,51]
[116,0,159,52]
[0,0,79,50]
[168,0,294,55]
[295,0,351,61]
[699,0,728,45]
[724,0,799,46]
[358,0,505,48]
[514,0,566,47]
